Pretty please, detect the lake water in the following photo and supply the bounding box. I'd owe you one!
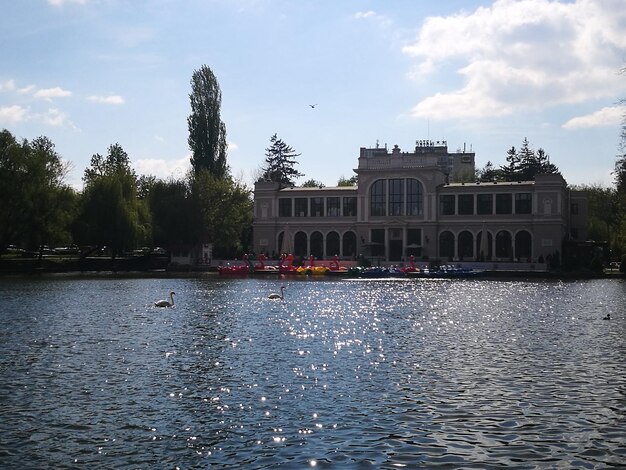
[0,275,624,469]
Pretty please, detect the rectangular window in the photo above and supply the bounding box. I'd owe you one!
[389,178,404,216]
[496,194,512,214]
[571,203,579,215]
[343,196,357,216]
[310,197,324,217]
[278,198,292,217]
[458,194,474,215]
[440,195,456,215]
[294,198,308,217]
[326,197,340,216]
[515,193,532,214]
[477,194,493,215]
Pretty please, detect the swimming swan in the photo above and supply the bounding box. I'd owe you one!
[155,291,175,307]
[268,286,286,300]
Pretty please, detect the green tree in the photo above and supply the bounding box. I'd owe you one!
[147,178,193,248]
[518,138,537,180]
[302,179,324,188]
[77,144,151,257]
[535,148,560,176]
[187,65,228,179]
[500,146,520,181]
[337,175,358,186]
[0,130,75,253]
[499,139,560,182]
[190,170,252,253]
[575,184,620,249]
[260,134,304,187]
[24,136,76,256]
[476,160,503,182]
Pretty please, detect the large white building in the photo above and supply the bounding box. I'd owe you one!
[252,141,588,265]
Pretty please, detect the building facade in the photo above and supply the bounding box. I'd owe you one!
[253,141,588,264]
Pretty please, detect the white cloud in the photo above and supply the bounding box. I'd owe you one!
[562,105,624,129]
[40,108,70,127]
[0,80,16,92]
[34,86,72,100]
[354,11,376,19]
[354,10,391,27]
[228,142,239,152]
[0,105,28,123]
[403,0,626,121]
[87,95,125,105]
[133,156,191,180]
[17,84,36,94]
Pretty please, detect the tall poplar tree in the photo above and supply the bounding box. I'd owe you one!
[187,65,228,179]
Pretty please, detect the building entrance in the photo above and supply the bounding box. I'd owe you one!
[389,239,403,261]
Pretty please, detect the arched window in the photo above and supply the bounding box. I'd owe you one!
[294,231,308,257]
[495,230,512,259]
[342,231,357,258]
[277,231,284,254]
[407,178,423,216]
[310,231,323,259]
[370,180,386,216]
[515,230,532,261]
[458,231,474,260]
[439,231,455,259]
[326,231,340,257]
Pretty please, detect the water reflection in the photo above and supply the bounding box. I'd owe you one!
[0,276,624,468]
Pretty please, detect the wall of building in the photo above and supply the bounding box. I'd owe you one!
[252,143,586,264]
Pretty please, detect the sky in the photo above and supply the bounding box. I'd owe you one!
[1,0,625,190]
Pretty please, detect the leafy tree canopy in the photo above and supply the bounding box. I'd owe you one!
[0,129,75,252]
[337,175,358,186]
[190,170,252,250]
[302,179,324,188]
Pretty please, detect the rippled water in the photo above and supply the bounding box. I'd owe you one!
[0,275,625,468]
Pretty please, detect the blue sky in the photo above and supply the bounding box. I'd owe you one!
[1,0,625,190]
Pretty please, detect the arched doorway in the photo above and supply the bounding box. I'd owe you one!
[294,231,308,257]
[439,231,455,260]
[310,231,323,259]
[458,231,473,260]
[342,231,357,258]
[495,230,512,259]
[326,231,340,257]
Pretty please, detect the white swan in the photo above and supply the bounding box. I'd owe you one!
[268,286,286,300]
[155,291,175,307]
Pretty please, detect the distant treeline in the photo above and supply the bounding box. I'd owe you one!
[0,129,252,259]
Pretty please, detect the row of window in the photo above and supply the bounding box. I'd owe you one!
[276,186,533,219]
[440,193,532,216]
[278,196,357,218]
